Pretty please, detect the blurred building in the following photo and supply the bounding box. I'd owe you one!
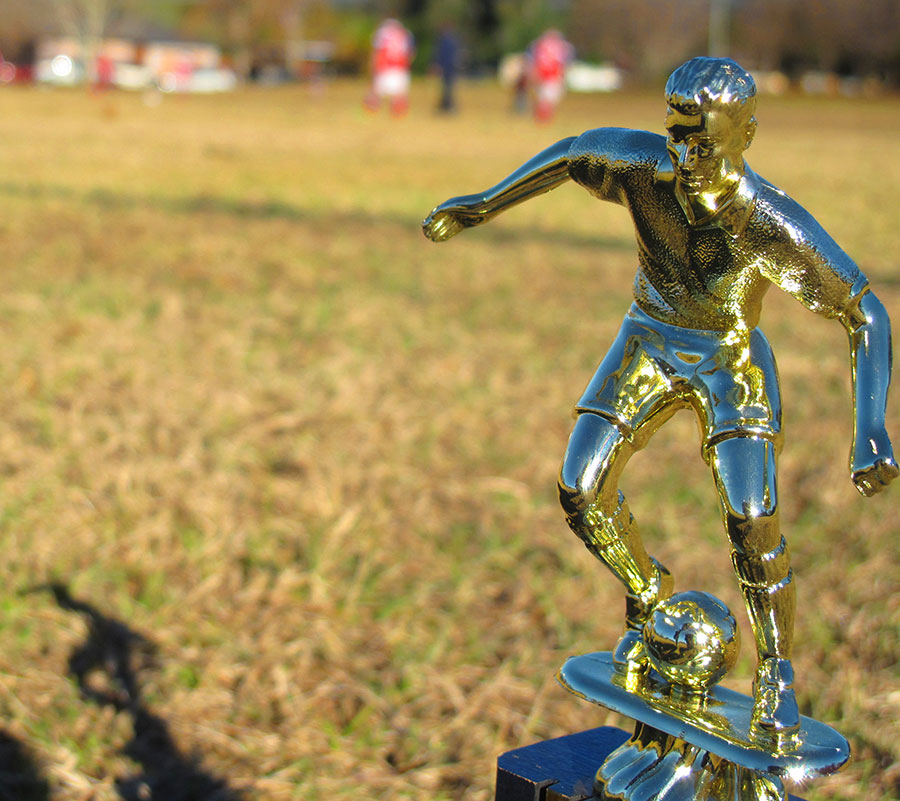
[566,61,624,92]
[35,31,236,93]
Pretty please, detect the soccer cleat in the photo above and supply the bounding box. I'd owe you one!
[612,628,646,668]
[750,657,800,748]
[612,559,673,689]
[611,629,650,691]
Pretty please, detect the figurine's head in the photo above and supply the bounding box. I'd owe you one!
[664,57,757,198]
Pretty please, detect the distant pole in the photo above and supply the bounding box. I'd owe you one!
[708,0,730,57]
[282,2,305,80]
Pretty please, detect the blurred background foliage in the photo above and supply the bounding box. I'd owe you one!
[0,0,898,83]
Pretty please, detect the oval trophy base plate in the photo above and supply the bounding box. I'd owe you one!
[558,652,849,781]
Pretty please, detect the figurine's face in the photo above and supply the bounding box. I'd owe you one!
[665,106,749,197]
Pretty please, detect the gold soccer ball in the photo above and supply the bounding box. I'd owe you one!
[643,591,740,691]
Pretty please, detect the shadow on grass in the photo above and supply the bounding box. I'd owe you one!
[0,180,634,252]
[38,583,244,801]
[0,730,50,801]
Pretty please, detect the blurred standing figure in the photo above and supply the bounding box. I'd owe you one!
[502,53,529,114]
[434,23,460,113]
[365,18,416,117]
[528,29,574,122]
[95,53,114,90]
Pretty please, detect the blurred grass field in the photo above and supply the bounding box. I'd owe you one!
[0,77,896,800]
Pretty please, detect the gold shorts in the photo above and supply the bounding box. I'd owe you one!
[575,305,782,459]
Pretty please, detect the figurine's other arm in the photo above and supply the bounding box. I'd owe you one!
[842,289,898,496]
[757,197,897,496]
[423,137,576,241]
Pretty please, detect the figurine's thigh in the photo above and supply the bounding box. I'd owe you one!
[558,412,633,520]
[709,436,781,555]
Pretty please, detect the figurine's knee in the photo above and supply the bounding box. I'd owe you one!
[711,436,781,555]
[558,413,629,530]
[711,436,792,590]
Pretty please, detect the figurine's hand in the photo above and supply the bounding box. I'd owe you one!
[851,429,899,496]
[422,195,486,242]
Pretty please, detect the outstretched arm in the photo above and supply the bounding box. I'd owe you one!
[423,137,576,241]
[842,289,898,496]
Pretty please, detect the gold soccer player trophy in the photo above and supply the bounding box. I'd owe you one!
[423,58,896,801]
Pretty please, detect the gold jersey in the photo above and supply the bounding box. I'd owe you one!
[567,128,867,333]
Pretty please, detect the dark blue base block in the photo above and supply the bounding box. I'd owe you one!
[495,727,806,801]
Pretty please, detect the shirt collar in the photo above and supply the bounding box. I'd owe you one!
[655,155,760,237]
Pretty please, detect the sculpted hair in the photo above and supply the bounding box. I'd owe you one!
[665,57,757,127]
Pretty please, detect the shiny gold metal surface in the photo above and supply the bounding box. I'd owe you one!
[643,591,740,692]
[424,56,895,797]
[593,722,787,801]
[558,652,850,800]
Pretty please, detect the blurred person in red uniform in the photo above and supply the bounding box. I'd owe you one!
[95,53,114,90]
[365,18,416,117]
[528,28,573,122]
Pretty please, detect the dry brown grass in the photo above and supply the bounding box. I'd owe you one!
[0,78,895,800]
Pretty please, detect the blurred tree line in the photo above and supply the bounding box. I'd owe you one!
[1,0,899,85]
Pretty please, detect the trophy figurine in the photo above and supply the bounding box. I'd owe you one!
[423,57,896,800]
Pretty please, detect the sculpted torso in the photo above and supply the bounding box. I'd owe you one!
[567,128,862,332]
